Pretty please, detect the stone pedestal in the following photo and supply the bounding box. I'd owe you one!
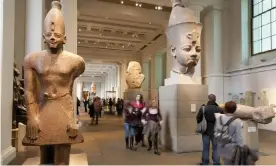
[241,120,259,150]
[124,89,149,103]
[159,84,208,153]
[23,153,88,165]
[18,123,26,152]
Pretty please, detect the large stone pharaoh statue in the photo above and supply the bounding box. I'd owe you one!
[166,0,202,84]
[22,1,85,165]
[126,61,145,89]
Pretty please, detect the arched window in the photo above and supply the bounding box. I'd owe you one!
[252,0,276,55]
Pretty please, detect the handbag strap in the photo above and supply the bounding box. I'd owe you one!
[202,106,205,115]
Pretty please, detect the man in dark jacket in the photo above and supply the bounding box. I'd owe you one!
[196,94,222,165]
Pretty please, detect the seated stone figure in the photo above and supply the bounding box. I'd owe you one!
[219,104,275,124]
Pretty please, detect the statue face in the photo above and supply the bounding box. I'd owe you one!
[127,62,142,74]
[136,95,141,101]
[171,30,201,67]
[44,29,66,49]
[167,23,202,68]
[151,99,157,107]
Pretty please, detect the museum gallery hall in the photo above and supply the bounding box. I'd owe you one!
[1,0,276,165]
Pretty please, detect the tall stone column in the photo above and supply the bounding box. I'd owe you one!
[60,0,78,119]
[25,0,45,54]
[150,55,155,100]
[120,62,127,98]
[14,0,26,78]
[0,0,16,164]
[241,0,249,65]
[116,64,121,98]
[202,6,225,103]
[76,81,83,100]
[100,82,105,98]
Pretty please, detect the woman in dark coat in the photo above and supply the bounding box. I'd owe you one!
[131,94,146,147]
[123,102,136,150]
[142,98,162,155]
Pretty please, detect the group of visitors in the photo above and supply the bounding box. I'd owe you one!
[123,94,162,155]
[196,94,258,165]
[101,97,124,115]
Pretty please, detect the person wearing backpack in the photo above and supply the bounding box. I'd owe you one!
[214,101,243,165]
[196,94,222,165]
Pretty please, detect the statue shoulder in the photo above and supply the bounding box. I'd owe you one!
[63,51,85,75]
[63,51,85,64]
[24,51,45,67]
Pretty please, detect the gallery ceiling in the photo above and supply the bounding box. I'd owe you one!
[75,0,225,80]
[77,0,171,79]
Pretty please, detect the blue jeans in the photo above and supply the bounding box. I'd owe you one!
[202,134,220,165]
[124,123,135,137]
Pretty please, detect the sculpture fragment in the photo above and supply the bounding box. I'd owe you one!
[126,61,145,89]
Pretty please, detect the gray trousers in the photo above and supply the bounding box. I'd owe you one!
[223,157,232,165]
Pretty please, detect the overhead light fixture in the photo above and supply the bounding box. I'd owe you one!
[139,4,142,7]
[135,3,138,6]
[78,41,80,44]
[155,6,163,10]
[78,28,81,32]
[120,0,124,4]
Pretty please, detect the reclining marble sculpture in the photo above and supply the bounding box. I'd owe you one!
[165,0,202,85]
[219,104,275,124]
[22,1,85,165]
[126,61,145,89]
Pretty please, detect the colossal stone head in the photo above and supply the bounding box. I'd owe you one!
[166,0,202,74]
[91,83,96,93]
[43,1,66,49]
[126,61,145,89]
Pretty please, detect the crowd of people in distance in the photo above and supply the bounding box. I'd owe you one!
[77,96,125,125]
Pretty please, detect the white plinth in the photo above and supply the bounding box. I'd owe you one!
[159,84,208,153]
[23,153,88,165]
[165,71,201,86]
[18,123,26,152]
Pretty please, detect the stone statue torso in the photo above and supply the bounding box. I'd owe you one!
[22,50,85,145]
[33,50,81,98]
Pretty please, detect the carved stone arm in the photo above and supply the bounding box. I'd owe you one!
[24,55,40,140]
[24,56,39,120]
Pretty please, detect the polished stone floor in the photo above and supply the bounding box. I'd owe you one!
[10,109,276,165]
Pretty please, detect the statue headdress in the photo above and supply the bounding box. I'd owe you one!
[44,1,65,34]
[166,0,202,45]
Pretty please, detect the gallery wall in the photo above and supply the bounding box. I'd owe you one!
[219,0,276,131]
